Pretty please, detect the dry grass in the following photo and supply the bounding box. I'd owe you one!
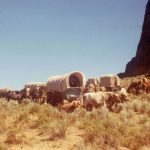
[0,144,7,150]
[0,78,150,150]
[78,105,150,149]
[41,120,67,141]
[5,131,25,145]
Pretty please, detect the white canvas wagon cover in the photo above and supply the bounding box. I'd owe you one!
[0,88,11,93]
[25,82,46,90]
[99,74,120,87]
[47,71,86,93]
[86,77,99,86]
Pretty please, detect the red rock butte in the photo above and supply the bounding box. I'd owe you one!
[124,0,150,76]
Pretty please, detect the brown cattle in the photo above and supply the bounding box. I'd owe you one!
[105,93,120,111]
[30,89,40,102]
[6,89,25,103]
[58,101,79,113]
[128,77,150,95]
[127,80,140,94]
[38,87,47,104]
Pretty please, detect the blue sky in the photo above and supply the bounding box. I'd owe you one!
[0,0,148,90]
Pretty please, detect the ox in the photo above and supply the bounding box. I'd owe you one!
[82,91,109,111]
[127,77,150,95]
[6,89,26,103]
[81,90,129,112]
[58,101,79,113]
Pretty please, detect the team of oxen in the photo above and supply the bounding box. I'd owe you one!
[127,75,150,95]
[50,73,150,112]
[0,86,47,104]
[0,74,150,113]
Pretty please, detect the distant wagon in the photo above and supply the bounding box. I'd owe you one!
[0,88,11,98]
[85,77,100,92]
[25,82,47,91]
[99,74,120,91]
[86,77,99,87]
[47,71,86,106]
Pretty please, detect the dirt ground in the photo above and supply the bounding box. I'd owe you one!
[5,127,84,150]
[1,127,149,150]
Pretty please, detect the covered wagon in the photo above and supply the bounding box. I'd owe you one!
[0,88,11,98]
[25,82,47,91]
[99,74,120,91]
[85,77,100,93]
[86,77,99,87]
[47,71,86,105]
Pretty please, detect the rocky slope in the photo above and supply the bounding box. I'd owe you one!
[125,0,150,76]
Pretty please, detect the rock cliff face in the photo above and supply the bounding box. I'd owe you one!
[125,0,150,76]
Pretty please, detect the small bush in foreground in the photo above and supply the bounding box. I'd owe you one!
[80,105,150,149]
[0,144,7,150]
[41,120,67,141]
[5,131,25,145]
